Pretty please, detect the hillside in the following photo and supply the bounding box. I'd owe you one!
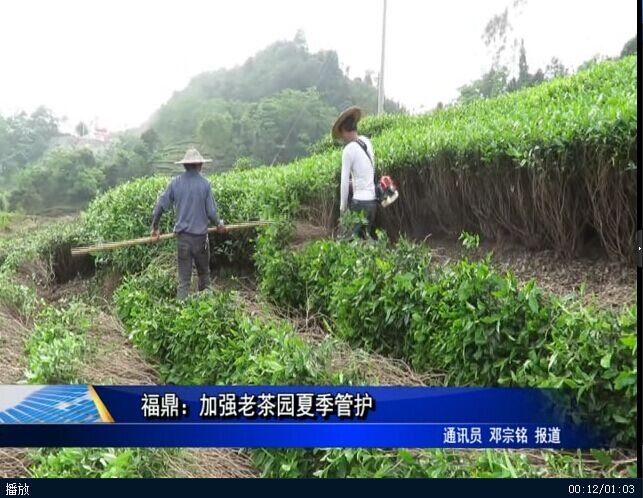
[145,35,404,174]
[90,56,637,262]
[0,57,636,478]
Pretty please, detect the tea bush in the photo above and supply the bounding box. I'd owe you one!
[29,448,175,478]
[0,220,89,276]
[25,301,94,383]
[83,57,637,268]
[256,236,637,446]
[113,264,346,385]
[112,261,631,477]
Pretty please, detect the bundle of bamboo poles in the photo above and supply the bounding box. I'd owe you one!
[71,221,274,256]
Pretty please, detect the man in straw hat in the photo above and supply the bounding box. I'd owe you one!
[332,106,378,239]
[150,147,226,300]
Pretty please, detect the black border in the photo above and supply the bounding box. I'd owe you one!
[0,478,640,496]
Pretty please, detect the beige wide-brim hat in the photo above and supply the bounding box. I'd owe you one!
[175,147,213,164]
[331,106,362,140]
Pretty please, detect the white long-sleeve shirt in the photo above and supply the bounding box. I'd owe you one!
[340,136,376,212]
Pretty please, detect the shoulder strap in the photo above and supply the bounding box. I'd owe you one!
[351,138,380,193]
[352,138,373,167]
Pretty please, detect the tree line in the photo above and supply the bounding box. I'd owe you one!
[146,32,404,169]
[6,133,154,215]
[0,27,635,215]
[453,2,637,105]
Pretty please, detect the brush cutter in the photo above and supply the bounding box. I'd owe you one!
[376,175,399,208]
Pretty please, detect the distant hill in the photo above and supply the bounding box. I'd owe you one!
[144,34,405,170]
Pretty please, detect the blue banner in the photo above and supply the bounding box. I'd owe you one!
[0,385,610,448]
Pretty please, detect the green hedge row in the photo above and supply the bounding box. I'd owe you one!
[111,261,628,477]
[0,271,175,478]
[0,221,90,319]
[29,448,174,478]
[255,235,637,447]
[113,263,357,386]
[24,302,94,383]
[82,56,637,270]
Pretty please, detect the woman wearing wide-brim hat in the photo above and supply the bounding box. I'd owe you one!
[332,106,378,240]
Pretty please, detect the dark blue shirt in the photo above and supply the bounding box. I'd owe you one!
[151,170,221,235]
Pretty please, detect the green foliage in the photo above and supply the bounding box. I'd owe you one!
[577,55,609,73]
[9,135,153,214]
[140,128,161,153]
[620,35,637,57]
[0,218,89,277]
[258,237,432,356]
[457,38,550,104]
[0,211,12,230]
[0,105,150,214]
[84,57,637,268]
[253,223,301,307]
[82,176,177,270]
[335,208,371,240]
[0,272,43,318]
[256,237,637,446]
[9,147,103,214]
[151,35,403,166]
[99,136,153,189]
[158,34,402,115]
[29,448,174,478]
[536,300,637,445]
[458,66,510,104]
[240,89,337,165]
[0,194,8,212]
[459,231,480,250]
[112,259,629,477]
[544,57,568,79]
[0,219,89,323]
[25,302,94,383]
[0,106,59,184]
[252,447,627,478]
[197,111,234,160]
[113,263,341,385]
[232,156,256,171]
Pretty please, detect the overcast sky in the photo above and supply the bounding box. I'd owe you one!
[0,0,635,131]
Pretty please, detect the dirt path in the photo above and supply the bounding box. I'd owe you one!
[79,303,258,478]
[0,272,257,478]
[218,275,442,387]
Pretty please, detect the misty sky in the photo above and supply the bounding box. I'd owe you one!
[0,0,635,131]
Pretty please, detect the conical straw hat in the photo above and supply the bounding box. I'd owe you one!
[175,147,212,164]
[331,106,362,140]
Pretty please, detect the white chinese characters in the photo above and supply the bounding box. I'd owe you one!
[196,392,375,419]
[5,483,29,496]
[442,426,561,445]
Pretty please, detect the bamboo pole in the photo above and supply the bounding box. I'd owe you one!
[71,221,275,256]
